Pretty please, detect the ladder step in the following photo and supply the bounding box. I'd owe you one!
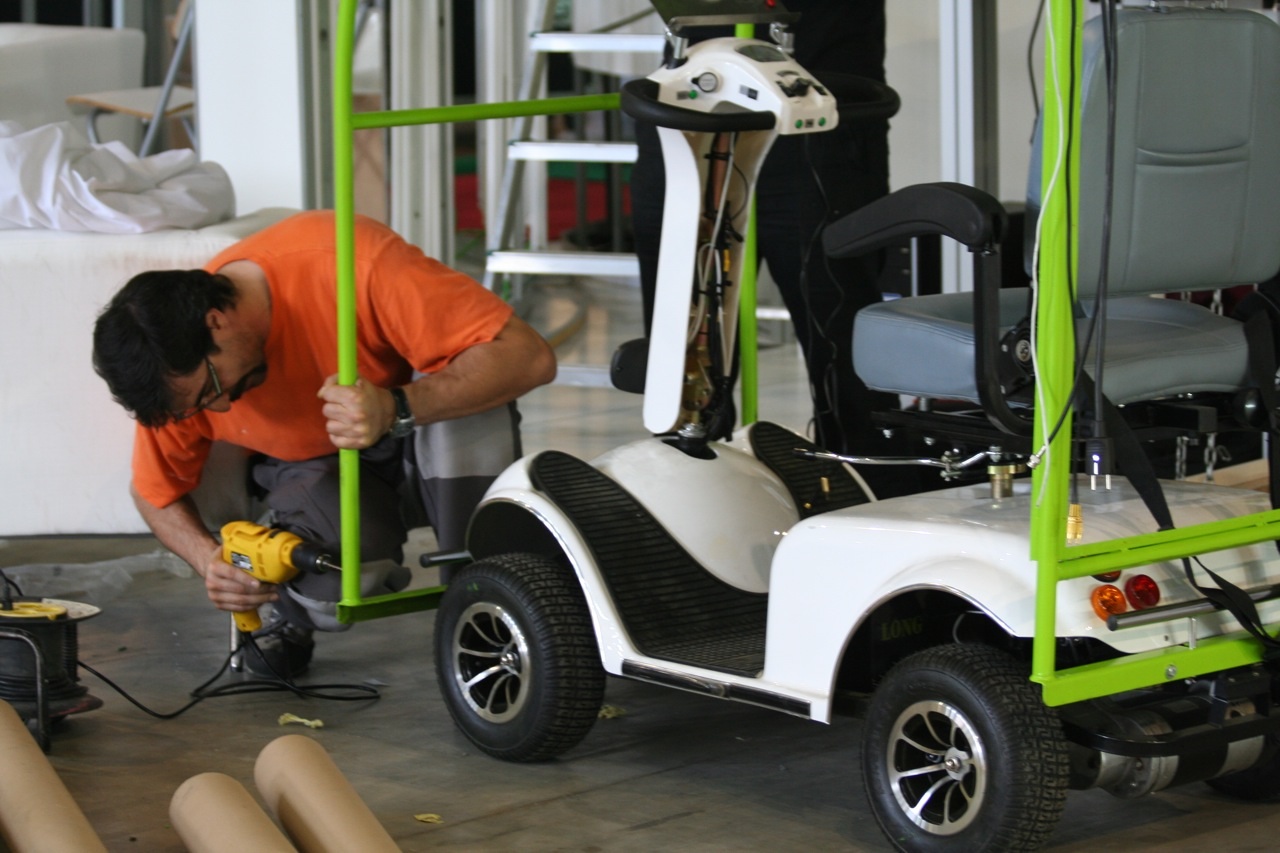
[756,306,792,322]
[552,364,616,388]
[509,140,638,164]
[529,32,665,54]
[488,251,640,278]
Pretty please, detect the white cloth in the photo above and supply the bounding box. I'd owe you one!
[0,120,234,233]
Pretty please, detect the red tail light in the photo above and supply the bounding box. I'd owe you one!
[1124,574,1161,610]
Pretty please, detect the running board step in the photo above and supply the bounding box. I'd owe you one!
[508,140,638,164]
[622,661,811,718]
[530,450,767,675]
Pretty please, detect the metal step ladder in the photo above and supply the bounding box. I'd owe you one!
[481,6,663,386]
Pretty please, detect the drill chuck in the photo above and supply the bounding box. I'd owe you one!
[287,541,340,574]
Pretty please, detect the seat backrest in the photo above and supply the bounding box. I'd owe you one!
[1073,7,1280,300]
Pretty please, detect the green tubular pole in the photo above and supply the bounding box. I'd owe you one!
[1057,512,1280,579]
[329,8,622,619]
[1041,633,1272,706]
[736,22,759,425]
[351,94,620,130]
[335,0,362,608]
[1029,0,1081,691]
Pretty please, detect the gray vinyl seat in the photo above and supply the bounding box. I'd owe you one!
[853,291,1253,407]
[833,6,1280,431]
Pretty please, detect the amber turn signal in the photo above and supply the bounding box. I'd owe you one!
[1090,584,1128,621]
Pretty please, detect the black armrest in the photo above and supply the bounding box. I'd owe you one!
[822,182,1006,259]
[826,182,1029,437]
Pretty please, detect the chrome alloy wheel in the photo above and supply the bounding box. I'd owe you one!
[451,601,532,723]
[885,699,988,835]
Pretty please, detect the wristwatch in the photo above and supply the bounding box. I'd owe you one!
[387,386,415,438]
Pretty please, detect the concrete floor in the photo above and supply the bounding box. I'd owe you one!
[4,276,1280,851]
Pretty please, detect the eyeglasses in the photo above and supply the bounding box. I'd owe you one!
[172,357,222,422]
[171,358,267,423]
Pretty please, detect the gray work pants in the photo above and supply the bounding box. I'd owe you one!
[251,435,410,632]
[247,403,522,629]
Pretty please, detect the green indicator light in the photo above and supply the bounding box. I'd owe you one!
[795,119,803,128]
[689,90,697,99]
[818,117,826,126]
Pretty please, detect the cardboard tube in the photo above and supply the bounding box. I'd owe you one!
[0,700,106,853]
[170,772,297,853]
[255,734,399,853]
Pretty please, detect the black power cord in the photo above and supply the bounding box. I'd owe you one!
[3,569,379,720]
[77,634,380,721]
[1082,0,1121,486]
[0,569,21,610]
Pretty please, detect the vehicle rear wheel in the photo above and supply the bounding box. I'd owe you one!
[1206,737,1280,801]
[434,553,605,762]
[862,644,1069,852]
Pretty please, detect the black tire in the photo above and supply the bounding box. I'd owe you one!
[434,552,605,762]
[1206,737,1280,801]
[862,644,1069,852]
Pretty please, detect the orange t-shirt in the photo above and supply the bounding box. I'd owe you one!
[132,210,513,508]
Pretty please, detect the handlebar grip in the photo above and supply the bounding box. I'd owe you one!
[620,78,776,132]
[818,72,901,123]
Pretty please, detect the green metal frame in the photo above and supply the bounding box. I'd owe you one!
[331,0,621,623]
[1029,0,1280,706]
[326,4,1280,709]
[735,22,761,425]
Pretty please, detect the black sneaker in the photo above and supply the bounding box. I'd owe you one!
[244,621,314,679]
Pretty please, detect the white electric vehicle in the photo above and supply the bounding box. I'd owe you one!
[433,4,1280,850]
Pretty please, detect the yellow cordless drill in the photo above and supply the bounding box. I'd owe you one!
[220,521,341,633]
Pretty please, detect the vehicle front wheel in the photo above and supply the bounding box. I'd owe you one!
[862,644,1069,852]
[434,552,605,762]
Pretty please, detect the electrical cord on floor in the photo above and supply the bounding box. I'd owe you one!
[77,634,380,721]
[0,569,22,610]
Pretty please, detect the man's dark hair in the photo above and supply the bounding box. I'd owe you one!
[93,270,237,427]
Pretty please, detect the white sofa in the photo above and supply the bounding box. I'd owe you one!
[0,208,297,535]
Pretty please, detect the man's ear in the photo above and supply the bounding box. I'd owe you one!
[205,308,227,331]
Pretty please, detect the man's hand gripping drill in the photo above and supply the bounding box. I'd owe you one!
[219,521,341,632]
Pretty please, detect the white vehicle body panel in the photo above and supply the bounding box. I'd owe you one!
[765,477,1280,706]
[477,437,1280,724]
[592,439,797,592]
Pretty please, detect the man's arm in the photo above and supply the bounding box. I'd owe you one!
[131,485,278,614]
[320,313,557,449]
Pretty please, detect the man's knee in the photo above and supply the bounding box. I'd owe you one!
[252,449,408,563]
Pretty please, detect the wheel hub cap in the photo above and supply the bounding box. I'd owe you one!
[451,602,532,723]
[942,747,970,779]
[885,700,988,835]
